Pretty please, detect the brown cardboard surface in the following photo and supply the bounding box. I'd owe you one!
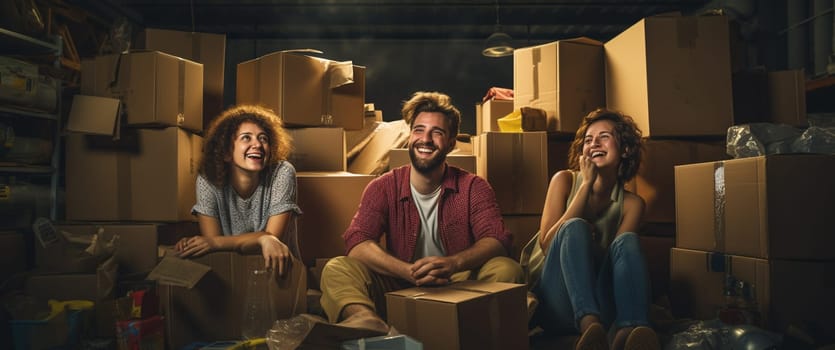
[65,128,202,222]
[386,281,528,350]
[503,214,541,261]
[288,127,346,171]
[66,95,121,136]
[347,120,410,175]
[624,139,728,224]
[474,132,548,214]
[477,99,514,134]
[768,70,807,126]
[80,51,203,132]
[605,15,733,137]
[296,172,375,266]
[675,155,835,260]
[160,252,307,349]
[237,51,365,130]
[670,248,835,334]
[638,235,674,301]
[514,38,604,133]
[388,148,476,174]
[137,28,226,127]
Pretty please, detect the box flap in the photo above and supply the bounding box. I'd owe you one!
[67,95,121,137]
[147,256,211,289]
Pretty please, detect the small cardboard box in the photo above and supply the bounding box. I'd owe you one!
[514,38,604,133]
[670,247,835,334]
[159,252,307,350]
[65,128,202,222]
[473,132,548,214]
[605,15,733,137]
[733,69,807,127]
[386,281,528,350]
[287,127,346,171]
[136,28,227,127]
[79,51,204,132]
[296,172,375,266]
[674,154,835,260]
[476,99,514,134]
[237,51,366,130]
[388,148,476,174]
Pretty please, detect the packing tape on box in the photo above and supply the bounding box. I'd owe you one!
[713,161,725,252]
[178,59,185,126]
[532,47,541,101]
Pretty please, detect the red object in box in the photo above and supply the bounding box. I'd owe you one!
[130,289,160,319]
[116,315,164,350]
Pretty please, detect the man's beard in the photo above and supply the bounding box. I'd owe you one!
[409,142,448,174]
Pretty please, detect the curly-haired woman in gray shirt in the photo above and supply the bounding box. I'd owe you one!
[176,105,301,276]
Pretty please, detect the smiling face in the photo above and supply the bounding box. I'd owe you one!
[408,111,455,174]
[583,119,622,169]
[228,121,270,175]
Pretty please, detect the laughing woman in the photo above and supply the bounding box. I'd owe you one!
[176,105,301,276]
[525,109,659,350]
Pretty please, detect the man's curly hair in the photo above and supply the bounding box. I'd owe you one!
[401,91,461,137]
[199,105,292,187]
[568,108,643,182]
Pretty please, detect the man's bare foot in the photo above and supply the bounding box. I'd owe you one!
[337,309,390,334]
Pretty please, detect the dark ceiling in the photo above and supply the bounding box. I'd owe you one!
[72,0,713,42]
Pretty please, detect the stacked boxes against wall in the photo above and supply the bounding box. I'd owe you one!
[672,155,835,335]
[34,30,225,346]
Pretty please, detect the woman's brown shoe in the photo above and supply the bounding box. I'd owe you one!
[624,326,660,350]
[575,323,608,350]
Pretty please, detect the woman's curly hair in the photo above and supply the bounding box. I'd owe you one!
[199,105,292,187]
[568,108,643,182]
[401,91,461,137]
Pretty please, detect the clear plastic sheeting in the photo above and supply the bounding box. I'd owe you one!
[266,315,315,350]
[726,122,835,158]
[664,320,782,350]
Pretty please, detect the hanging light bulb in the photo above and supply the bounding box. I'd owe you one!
[482,0,514,57]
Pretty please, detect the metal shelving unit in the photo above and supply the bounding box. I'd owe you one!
[0,27,63,221]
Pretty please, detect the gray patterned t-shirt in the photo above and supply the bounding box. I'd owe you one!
[191,161,303,257]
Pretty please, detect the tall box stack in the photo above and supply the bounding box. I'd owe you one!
[604,14,733,137]
[671,155,835,334]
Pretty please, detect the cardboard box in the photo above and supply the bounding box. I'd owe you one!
[733,69,807,126]
[767,70,806,126]
[65,128,202,222]
[136,28,227,127]
[288,127,346,171]
[237,51,366,130]
[386,281,528,350]
[605,15,733,137]
[670,247,835,334]
[296,172,375,266]
[80,51,204,132]
[388,148,476,174]
[476,99,514,134]
[473,132,548,214]
[624,139,728,224]
[675,154,835,260]
[35,224,163,274]
[160,252,307,350]
[514,38,604,133]
[348,120,410,175]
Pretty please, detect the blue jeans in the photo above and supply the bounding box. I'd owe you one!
[533,218,651,334]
